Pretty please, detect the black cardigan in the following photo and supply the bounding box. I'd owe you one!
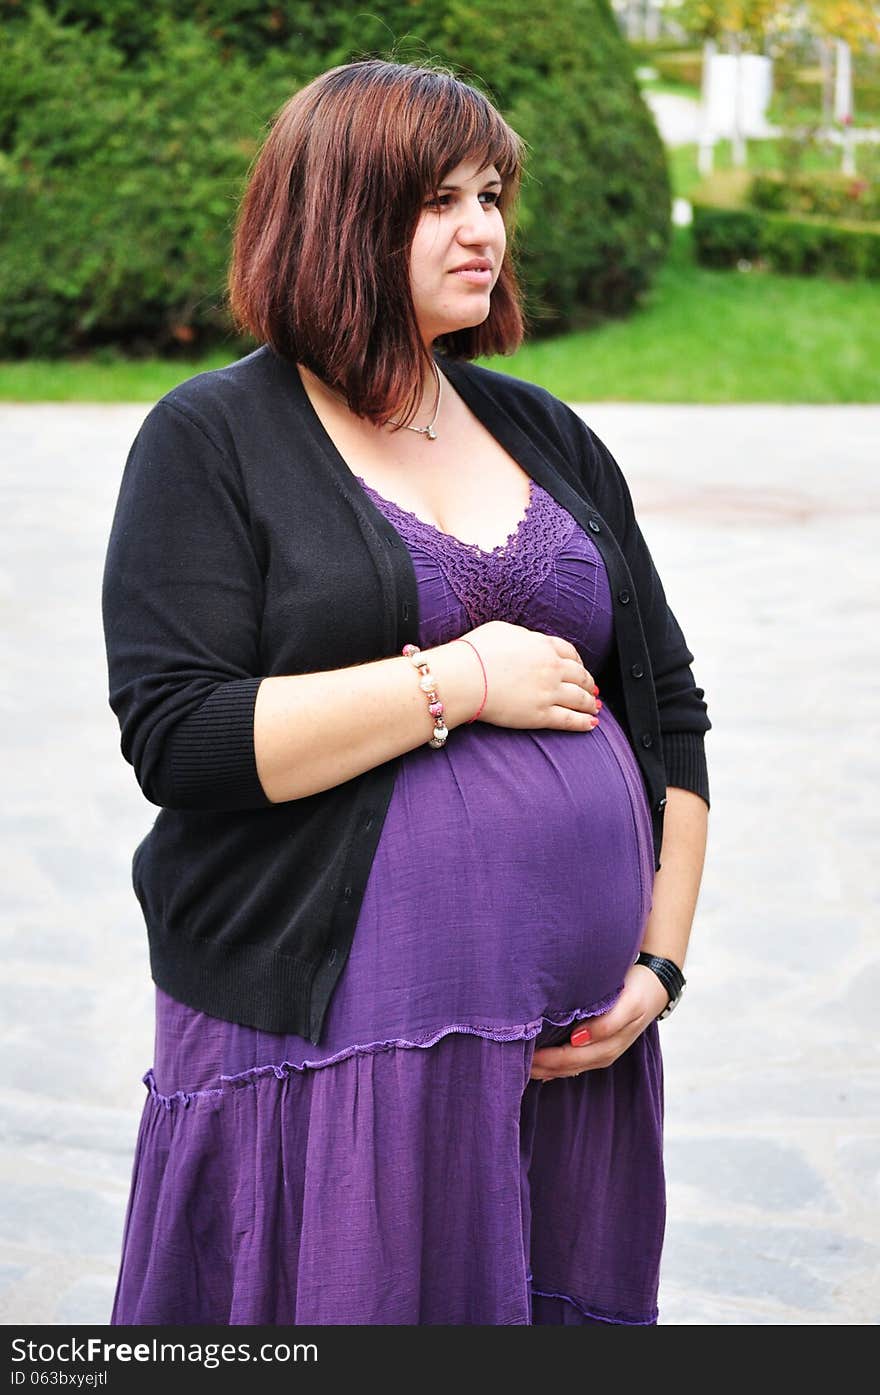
[101,345,711,1043]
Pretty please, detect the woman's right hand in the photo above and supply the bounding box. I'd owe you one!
[254,620,598,803]
[460,620,600,732]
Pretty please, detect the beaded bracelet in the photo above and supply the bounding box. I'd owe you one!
[402,644,449,748]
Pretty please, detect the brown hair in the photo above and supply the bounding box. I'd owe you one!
[227,58,527,428]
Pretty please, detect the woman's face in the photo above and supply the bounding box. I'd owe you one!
[408,157,506,347]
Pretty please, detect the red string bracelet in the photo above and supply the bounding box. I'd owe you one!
[455,637,488,723]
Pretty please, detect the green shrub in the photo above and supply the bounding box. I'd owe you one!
[0,1,359,66]
[691,172,880,278]
[0,0,671,355]
[690,207,764,266]
[757,215,880,277]
[0,9,305,355]
[750,171,880,223]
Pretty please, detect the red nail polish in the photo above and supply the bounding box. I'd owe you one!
[596,699,603,710]
[593,684,600,695]
[571,1026,592,1045]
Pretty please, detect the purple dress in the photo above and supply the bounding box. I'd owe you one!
[111,477,663,1326]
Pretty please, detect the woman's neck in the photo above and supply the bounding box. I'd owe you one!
[299,355,440,420]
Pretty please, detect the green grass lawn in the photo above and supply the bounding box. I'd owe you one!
[637,77,702,100]
[1,140,876,404]
[0,349,243,404]
[484,227,878,403]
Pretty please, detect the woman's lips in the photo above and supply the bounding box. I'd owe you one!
[450,268,493,284]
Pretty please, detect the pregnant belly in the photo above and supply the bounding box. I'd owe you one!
[341,706,656,1040]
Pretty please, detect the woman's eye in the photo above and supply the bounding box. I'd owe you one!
[424,191,501,209]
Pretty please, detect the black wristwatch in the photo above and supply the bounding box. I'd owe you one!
[635,953,686,1020]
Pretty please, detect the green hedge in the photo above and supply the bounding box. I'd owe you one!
[691,207,762,266]
[0,12,308,356]
[0,1,382,66]
[692,172,880,278]
[759,215,880,276]
[750,171,880,223]
[0,0,671,356]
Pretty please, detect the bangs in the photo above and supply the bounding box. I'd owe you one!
[403,70,525,198]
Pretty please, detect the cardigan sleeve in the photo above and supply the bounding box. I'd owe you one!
[101,398,274,812]
[566,410,711,807]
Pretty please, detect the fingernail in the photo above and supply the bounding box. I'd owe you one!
[571,1026,592,1045]
[588,717,600,728]
[593,684,600,695]
[596,699,603,710]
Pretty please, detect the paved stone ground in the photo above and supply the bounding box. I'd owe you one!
[1,401,878,1326]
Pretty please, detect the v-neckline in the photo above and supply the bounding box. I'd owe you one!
[287,348,604,562]
[290,353,550,553]
[352,472,537,556]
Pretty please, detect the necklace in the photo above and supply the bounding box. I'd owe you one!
[320,359,443,440]
[386,359,442,440]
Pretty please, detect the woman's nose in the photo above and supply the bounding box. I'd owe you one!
[455,204,496,242]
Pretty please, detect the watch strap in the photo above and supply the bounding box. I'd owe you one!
[635,952,686,1019]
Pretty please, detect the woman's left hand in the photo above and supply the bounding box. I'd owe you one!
[529,962,669,1081]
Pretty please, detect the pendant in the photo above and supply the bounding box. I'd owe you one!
[426,425,437,440]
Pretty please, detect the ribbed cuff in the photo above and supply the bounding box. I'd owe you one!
[661,731,710,808]
[167,676,273,810]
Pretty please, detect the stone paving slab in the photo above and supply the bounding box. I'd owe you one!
[1,401,878,1326]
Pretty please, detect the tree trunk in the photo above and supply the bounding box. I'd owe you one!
[697,37,717,177]
[731,32,747,168]
[819,36,834,129]
[834,39,855,175]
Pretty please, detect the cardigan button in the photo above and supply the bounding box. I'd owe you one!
[657,796,667,811]
[618,589,631,604]
[631,662,644,678]
[327,947,338,966]
[588,518,601,533]
[640,732,654,748]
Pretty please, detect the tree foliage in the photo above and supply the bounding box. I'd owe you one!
[0,0,672,355]
[665,0,880,49]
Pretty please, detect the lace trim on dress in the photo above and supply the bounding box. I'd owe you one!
[354,476,581,628]
[141,989,624,1109]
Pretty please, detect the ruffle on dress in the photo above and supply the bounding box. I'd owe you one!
[113,1019,664,1325]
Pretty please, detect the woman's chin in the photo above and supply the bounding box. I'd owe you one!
[431,305,492,337]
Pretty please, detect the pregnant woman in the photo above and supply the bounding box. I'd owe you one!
[101,58,711,1326]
